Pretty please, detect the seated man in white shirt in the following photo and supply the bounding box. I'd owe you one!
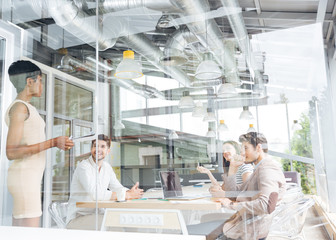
[66,134,143,230]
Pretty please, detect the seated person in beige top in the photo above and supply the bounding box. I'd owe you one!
[210,132,286,240]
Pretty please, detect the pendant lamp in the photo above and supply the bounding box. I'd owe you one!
[114,50,143,79]
[218,120,229,132]
[178,91,195,109]
[239,106,254,120]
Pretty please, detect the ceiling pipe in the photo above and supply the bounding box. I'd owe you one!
[89,0,240,86]
[102,0,181,13]
[170,0,240,86]
[61,55,165,99]
[162,27,202,65]
[220,0,263,84]
[29,0,191,87]
[30,0,120,51]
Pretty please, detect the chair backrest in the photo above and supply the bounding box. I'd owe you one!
[282,184,304,204]
[48,201,69,228]
[284,171,301,186]
[269,198,315,238]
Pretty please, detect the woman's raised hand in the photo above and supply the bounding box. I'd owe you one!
[197,166,211,174]
[53,136,74,150]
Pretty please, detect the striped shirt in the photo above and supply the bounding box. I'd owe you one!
[235,163,254,184]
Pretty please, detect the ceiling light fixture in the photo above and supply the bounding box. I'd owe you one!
[206,128,216,138]
[168,130,179,139]
[247,123,256,133]
[114,50,143,79]
[192,102,206,117]
[178,91,195,109]
[195,53,222,80]
[203,108,216,122]
[56,29,74,73]
[217,82,237,98]
[218,120,229,132]
[113,119,125,130]
[239,106,254,120]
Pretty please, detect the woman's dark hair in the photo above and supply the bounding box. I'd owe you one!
[8,60,42,93]
[222,140,241,167]
[92,134,111,148]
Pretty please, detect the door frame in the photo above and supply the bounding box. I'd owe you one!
[0,20,23,226]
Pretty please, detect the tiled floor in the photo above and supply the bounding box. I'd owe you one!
[267,207,330,240]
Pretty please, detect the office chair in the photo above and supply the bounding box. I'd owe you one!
[282,184,304,204]
[48,201,69,228]
[268,198,315,239]
[284,171,301,186]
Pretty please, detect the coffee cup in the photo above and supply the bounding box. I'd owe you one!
[116,189,126,202]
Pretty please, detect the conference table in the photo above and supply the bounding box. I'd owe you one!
[76,183,259,211]
[75,183,260,240]
[76,184,222,211]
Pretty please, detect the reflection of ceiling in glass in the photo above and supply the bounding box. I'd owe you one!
[252,23,327,104]
[3,0,333,108]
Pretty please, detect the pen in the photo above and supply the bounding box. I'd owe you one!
[131,198,148,200]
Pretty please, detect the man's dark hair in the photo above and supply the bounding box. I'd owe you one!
[92,134,111,148]
[8,60,42,93]
[239,132,268,153]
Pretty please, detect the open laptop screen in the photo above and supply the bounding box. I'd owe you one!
[159,171,183,198]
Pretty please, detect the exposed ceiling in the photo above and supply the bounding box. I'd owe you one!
[3,0,335,107]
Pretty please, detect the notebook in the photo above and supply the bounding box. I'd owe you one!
[159,171,207,200]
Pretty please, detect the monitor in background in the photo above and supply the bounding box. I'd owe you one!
[159,171,183,198]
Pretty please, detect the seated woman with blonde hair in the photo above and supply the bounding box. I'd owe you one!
[197,140,253,189]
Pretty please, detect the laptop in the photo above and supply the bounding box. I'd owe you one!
[159,171,208,200]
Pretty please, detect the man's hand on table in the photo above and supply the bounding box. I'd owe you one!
[126,182,144,199]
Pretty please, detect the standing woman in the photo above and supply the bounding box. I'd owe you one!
[5,60,74,227]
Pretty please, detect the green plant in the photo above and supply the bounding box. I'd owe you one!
[281,113,316,194]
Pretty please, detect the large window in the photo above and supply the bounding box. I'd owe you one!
[1,1,336,238]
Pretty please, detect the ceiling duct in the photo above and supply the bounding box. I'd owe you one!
[160,28,197,66]
[170,0,241,86]
[29,0,192,87]
[102,0,181,13]
[220,0,264,84]
[30,0,120,51]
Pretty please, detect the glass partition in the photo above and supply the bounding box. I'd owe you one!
[0,37,5,154]
[1,1,336,239]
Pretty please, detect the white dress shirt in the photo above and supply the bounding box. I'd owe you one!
[66,156,128,223]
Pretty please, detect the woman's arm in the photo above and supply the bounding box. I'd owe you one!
[6,102,73,160]
[241,164,254,183]
[242,171,252,183]
[197,166,219,185]
[226,154,244,176]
